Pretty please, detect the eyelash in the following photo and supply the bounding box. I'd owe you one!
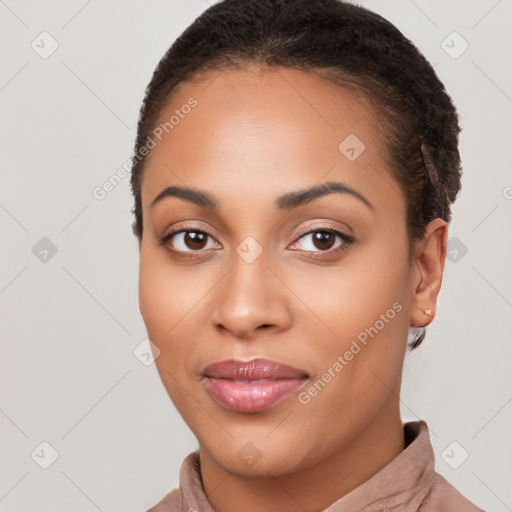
[158,224,355,259]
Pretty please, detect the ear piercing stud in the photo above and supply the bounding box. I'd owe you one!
[424,309,434,316]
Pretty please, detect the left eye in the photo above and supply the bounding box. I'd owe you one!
[291,229,351,253]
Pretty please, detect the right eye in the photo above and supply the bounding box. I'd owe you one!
[159,228,221,254]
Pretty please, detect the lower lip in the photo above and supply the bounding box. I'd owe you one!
[204,377,307,413]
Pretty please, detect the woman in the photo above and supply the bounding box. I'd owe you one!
[130,0,485,510]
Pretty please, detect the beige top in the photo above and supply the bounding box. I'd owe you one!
[147,420,485,511]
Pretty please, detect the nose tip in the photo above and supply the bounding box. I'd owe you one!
[216,320,276,343]
[210,257,291,341]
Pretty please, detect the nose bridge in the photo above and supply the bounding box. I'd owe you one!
[211,241,290,338]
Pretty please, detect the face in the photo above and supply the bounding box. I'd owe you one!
[138,66,422,477]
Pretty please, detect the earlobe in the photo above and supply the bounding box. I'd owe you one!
[409,218,448,328]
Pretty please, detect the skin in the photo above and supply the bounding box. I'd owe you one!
[136,66,447,512]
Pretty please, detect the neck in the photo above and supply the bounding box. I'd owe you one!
[199,402,405,512]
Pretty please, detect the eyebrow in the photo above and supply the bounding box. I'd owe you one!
[151,181,374,212]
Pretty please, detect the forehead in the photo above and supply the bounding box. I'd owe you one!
[140,66,403,215]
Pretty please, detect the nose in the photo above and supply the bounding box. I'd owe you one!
[210,250,292,341]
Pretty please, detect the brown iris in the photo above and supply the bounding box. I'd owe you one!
[311,231,336,251]
[184,231,208,250]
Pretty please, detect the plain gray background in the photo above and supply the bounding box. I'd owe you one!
[1,1,511,511]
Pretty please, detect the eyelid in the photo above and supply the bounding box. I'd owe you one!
[159,221,220,243]
[294,225,334,239]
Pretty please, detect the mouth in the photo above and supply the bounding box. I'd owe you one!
[201,358,309,413]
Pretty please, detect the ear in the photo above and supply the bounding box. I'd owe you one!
[131,220,142,251]
[132,220,143,316]
[409,218,448,328]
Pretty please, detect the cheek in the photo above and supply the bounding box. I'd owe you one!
[138,249,193,383]
[288,246,408,341]
[138,245,218,377]
[138,257,171,340]
[286,239,410,400]
[138,250,200,412]
[138,245,198,339]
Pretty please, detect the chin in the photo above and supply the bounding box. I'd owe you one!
[219,451,299,478]
[199,433,312,478]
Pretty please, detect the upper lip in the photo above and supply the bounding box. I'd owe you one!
[202,358,309,380]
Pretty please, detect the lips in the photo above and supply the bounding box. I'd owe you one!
[202,358,308,413]
[202,358,308,381]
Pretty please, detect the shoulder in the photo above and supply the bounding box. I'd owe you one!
[145,488,183,512]
[419,473,486,511]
